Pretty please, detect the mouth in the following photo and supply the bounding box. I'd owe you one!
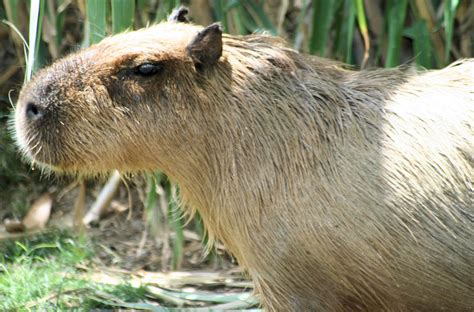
[15,137,56,171]
[12,113,56,170]
[13,134,85,174]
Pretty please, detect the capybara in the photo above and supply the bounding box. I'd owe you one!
[13,8,474,311]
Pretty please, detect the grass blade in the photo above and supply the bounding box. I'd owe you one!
[404,19,432,68]
[167,184,184,270]
[26,0,45,82]
[385,0,408,67]
[3,0,19,23]
[355,0,370,67]
[237,2,258,33]
[243,0,277,35]
[144,172,169,246]
[310,0,340,56]
[227,2,247,35]
[335,0,356,63]
[443,0,460,64]
[3,0,26,56]
[411,0,444,67]
[86,0,107,45]
[111,0,135,34]
[344,0,356,63]
[213,0,229,32]
[147,286,256,304]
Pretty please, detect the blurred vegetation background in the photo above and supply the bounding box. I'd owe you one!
[0,0,472,309]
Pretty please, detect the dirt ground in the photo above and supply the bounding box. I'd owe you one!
[37,179,238,273]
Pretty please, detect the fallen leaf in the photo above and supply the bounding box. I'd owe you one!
[4,218,26,233]
[110,200,127,213]
[22,193,53,230]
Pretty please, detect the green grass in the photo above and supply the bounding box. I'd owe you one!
[0,232,86,310]
[0,231,151,310]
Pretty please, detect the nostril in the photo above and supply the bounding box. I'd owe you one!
[25,102,43,120]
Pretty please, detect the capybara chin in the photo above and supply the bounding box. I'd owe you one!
[13,8,474,311]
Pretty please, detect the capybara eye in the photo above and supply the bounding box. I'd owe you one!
[135,62,163,76]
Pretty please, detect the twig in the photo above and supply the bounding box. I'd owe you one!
[83,171,121,225]
[73,179,86,233]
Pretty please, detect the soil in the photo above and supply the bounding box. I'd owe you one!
[45,178,237,273]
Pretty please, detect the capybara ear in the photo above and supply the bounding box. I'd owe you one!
[186,23,223,68]
[168,7,189,23]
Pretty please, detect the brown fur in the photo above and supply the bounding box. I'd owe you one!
[13,20,474,311]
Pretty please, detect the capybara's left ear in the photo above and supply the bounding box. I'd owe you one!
[168,7,189,23]
[186,23,223,68]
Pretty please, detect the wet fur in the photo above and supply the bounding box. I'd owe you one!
[14,21,474,311]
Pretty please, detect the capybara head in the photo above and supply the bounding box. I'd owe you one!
[15,11,226,175]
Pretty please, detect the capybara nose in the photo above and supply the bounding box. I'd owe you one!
[25,102,43,120]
